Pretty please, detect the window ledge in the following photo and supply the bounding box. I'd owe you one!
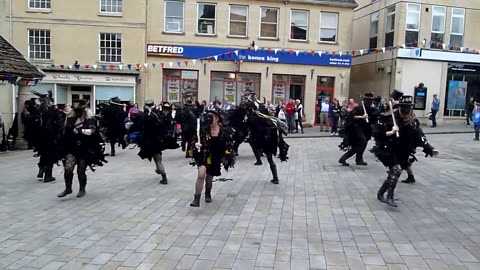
[98,12,123,17]
[30,59,54,65]
[97,62,124,65]
[258,37,280,41]
[162,31,186,35]
[227,35,248,39]
[195,33,217,37]
[289,39,309,43]
[26,9,51,14]
[318,41,339,45]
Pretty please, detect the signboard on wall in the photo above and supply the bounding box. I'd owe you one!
[147,44,352,67]
[273,84,286,104]
[414,86,427,110]
[166,79,180,102]
[224,81,236,104]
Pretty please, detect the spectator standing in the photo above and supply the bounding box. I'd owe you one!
[330,99,341,136]
[285,99,296,133]
[473,101,480,141]
[128,103,140,119]
[295,99,304,134]
[430,94,440,128]
[340,100,348,127]
[222,97,232,111]
[347,98,358,112]
[319,99,330,132]
[465,96,474,127]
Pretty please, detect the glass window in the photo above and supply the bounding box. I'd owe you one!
[211,72,260,105]
[99,33,122,63]
[28,29,51,60]
[444,64,480,117]
[197,3,217,35]
[430,6,445,49]
[163,70,199,103]
[405,3,421,46]
[164,1,184,33]
[385,5,395,47]
[260,7,279,39]
[28,0,51,9]
[272,75,305,105]
[100,0,122,13]
[290,10,309,41]
[451,8,465,50]
[229,5,248,37]
[369,12,379,49]
[320,12,338,43]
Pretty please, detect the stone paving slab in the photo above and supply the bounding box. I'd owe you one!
[0,134,480,269]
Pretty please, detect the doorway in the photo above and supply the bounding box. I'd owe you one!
[70,86,92,109]
[315,76,335,125]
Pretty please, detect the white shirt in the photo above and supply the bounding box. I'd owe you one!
[321,103,330,112]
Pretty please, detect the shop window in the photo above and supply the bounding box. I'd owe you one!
[164,1,184,33]
[385,5,395,47]
[229,5,248,37]
[405,3,420,47]
[272,75,305,106]
[369,12,379,49]
[444,64,480,117]
[450,8,465,50]
[260,7,279,39]
[315,76,335,125]
[197,3,216,35]
[211,72,260,105]
[430,6,445,49]
[290,10,309,41]
[163,70,199,103]
[319,12,338,43]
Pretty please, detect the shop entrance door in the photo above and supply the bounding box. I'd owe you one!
[70,86,92,109]
[315,76,335,126]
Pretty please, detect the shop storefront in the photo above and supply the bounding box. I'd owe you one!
[315,76,335,124]
[271,75,305,105]
[25,70,138,113]
[444,63,480,117]
[163,69,199,103]
[211,72,260,104]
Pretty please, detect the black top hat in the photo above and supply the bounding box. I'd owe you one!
[162,102,171,108]
[110,96,121,103]
[72,99,89,110]
[144,99,155,107]
[390,89,404,101]
[398,95,414,107]
[206,107,223,119]
[362,92,374,99]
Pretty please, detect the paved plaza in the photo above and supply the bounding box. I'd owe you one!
[0,134,480,270]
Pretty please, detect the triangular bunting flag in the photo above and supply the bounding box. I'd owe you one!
[339,52,343,57]
[401,44,406,49]
[460,47,464,52]
[92,64,98,70]
[135,64,141,70]
[119,64,124,70]
[274,49,279,54]
[295,50,300,56]
[207,57,211,62]
[68,65,73,69]
[177,62,181,67]
[214,55,218,61]
[160,63,165,68]
[254,46,258,51]
[227,52,232,57]
[317,51,323,57]
[310,50,315,56]
[184,60,189,66]
[169,62,173,68]
[85,64,90,69]
[382,47,386,53]
[351,50,356,56]
[60,64,65,69]
[234,50,239,56]
[143,63,149,68]
[192,59,197,65]
[102,65,107,70]
[152,63,157,68]
[360,50,364,56]
[127,64,131,70]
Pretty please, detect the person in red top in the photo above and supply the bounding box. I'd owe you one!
[285,99,296,133]
[347,98,358,112]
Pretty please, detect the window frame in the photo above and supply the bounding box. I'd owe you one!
[228,4,248,37]
[370,11,379,38]
[319,12,339,43]
[431,6,446,34]
[405,3,421,32]
[28,29,51,60]
[196,2,217,35]
[99,0,123,15]
[259,7,280,39]
[164,0,185,33]
[450,8,465,35]
[99,33,122,63]
[385,5,395,34]
[289,9,309,41]
[28,0,51,10]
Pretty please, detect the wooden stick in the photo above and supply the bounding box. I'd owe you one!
[362,101,369,123]
[196,118,201,144]
[389,101,399,137]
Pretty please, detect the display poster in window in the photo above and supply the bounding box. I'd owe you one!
[241,80,254,99]
[447,80,467,110]
[273,84,286,105]
[167,79,180,102]
[414,86,427,110]
[224,81,236,104]
[183,80,197,101]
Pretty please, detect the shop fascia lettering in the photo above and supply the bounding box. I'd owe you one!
[239,54,279,63]
[45,73,135,85]
[147,44,184,55]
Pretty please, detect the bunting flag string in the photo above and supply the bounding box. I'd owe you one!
[35,40,480,72]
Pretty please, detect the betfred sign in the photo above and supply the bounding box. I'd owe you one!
[147,44,184,56]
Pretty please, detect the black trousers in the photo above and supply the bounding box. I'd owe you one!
[340,133,367,162]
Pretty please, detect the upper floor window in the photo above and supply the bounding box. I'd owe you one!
[450,8,465,50]
[290,10,309,41]
[28,0,51,10]
[385,5,395,47]
[99,33,122,63]
[28,29,51,60]
[228,5,248,37]
[164,1,184,33]
[260,7,279,39]
[405,3,421,46]
[369,12,379,49]
[100,0,122,14]
[197,3,217,35]
[430,6,446,49]
[319,12,338,43]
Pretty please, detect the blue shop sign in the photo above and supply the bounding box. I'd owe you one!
[147,44,351,67]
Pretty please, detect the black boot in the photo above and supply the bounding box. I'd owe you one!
[385,184,398,207]
[254,161,263,166]
[159,173,168,185]
[338,157,349,166]
[190,194,201,207]
[37,166,45,179]
[270,163,279,184]
[57,173,73,198]
[377,181,388,203]
[205,184,212,203]
[77,177,87,198]
[401,175,416,184]
[43,166,56,183]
